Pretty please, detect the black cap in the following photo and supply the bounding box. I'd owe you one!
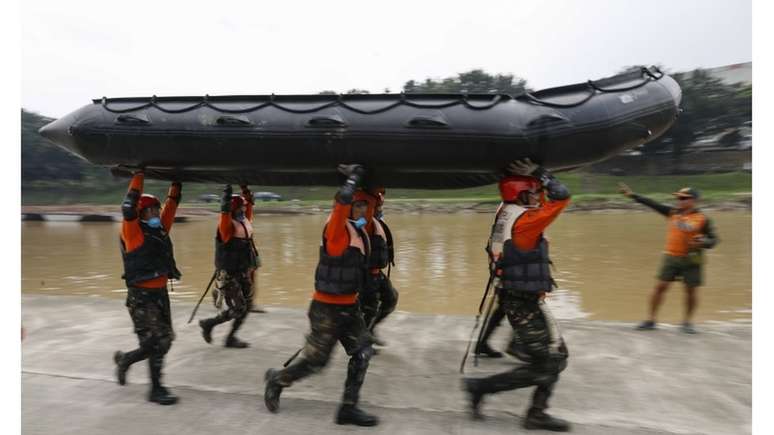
[671,187,700,199]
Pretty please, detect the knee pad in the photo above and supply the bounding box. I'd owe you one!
[155,336,172,356]
[381,288,398,313]
[349,346,374,370]
[557,357,568,374]
[137,331,158,353]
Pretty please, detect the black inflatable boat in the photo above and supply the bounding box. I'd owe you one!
[39,66,681,189]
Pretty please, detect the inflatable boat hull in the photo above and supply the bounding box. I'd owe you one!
[40,67,681,189]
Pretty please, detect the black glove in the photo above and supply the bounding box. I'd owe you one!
[121,189,140,220]
[531,167,570,201]
[220,184,233,213]
[240,184,253,204]
[169,181,183,204]
[336,165,365,205]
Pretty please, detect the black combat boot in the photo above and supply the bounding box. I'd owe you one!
[462,378,486,420]
[148,386,179,405]
[114,348,149,385]
[263,369,283,413]
[335,404,379,426]
[225,316,249,348]
[147,355,178,405]
[523,408,571,432]
[474,342,504,358]
[225,335,249,348]
[199,319,215,344]
[113,351,128,386]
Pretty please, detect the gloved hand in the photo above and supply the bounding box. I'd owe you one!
[240,183,253,204]
[220,184,233,213]
[336,164,365,205]
[113,164,145,174]
[506,158,540,176]
[169,181,183,204]
[618,182,634,198]
[337,164,366,178]
[121,189,140,220]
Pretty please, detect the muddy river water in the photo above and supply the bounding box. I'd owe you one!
[21,211,751,322]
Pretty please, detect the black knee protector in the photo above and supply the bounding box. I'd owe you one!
[155,335,172,356]
[380,280,399,314]
[349,345,374,371]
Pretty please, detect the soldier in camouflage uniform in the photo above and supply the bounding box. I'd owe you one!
[199,184,260,348]
[463,159,572,432]
[113,169,182,405]
[264,165,379,427]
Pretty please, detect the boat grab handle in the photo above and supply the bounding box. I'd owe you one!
[406,116,449,128]
[527,114,569,127]
[216,115,252,126]
[306,116,348,128]
[115,114,150,125]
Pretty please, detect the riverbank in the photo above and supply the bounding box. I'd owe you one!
[22,294,751,435]
[21,193,751,219]
[21,172,751,206]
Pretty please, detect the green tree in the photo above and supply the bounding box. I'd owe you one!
[640,68,752,160]
[402,69,529,94]
[21,109,99,181]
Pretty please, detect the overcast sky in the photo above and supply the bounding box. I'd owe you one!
[22,0,751,118]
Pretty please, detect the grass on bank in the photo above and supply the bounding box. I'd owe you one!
[21,171,751,206]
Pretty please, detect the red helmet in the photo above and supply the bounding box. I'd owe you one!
[498,176,541,202]
[230,194,246,211]
[138,194,161,210]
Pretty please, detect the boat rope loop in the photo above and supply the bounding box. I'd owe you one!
[521,66,665,109]
[100,93,506,115]
[100,66,664,114]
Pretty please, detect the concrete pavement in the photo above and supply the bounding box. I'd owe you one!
[21,295,751,434]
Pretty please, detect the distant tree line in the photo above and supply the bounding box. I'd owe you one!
[23,66,752,184]
[21,110,105,182]
[637,68,752,156]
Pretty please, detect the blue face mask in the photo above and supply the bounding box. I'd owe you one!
[233,212,245,222]
[144,217,162,228]
[375,210,384,219]
[352,217,367,229]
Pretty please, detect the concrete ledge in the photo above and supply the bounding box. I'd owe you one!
[21,214,189,223]
[21,294,751,435]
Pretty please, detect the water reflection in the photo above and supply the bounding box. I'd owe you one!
[21,211,751,322]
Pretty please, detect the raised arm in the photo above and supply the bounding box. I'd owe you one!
[324,164,365,255]
[160,181,182,232]
[619,183,673,217]
[240,184,254,222]
[218,184,234,242]
[121,172,145,252]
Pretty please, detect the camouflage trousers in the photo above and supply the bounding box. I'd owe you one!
[479,289,506,346]
[275,300,374,405]
[474,291,569,412]
[123,286,175,386]
[360,272,399,331]
[204,269,255,335]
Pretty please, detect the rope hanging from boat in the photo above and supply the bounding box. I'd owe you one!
[520,66,665,109]
[100,66,665,114]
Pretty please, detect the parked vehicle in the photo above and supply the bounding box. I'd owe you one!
[253,191,283,201]
[197,193,220,203]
